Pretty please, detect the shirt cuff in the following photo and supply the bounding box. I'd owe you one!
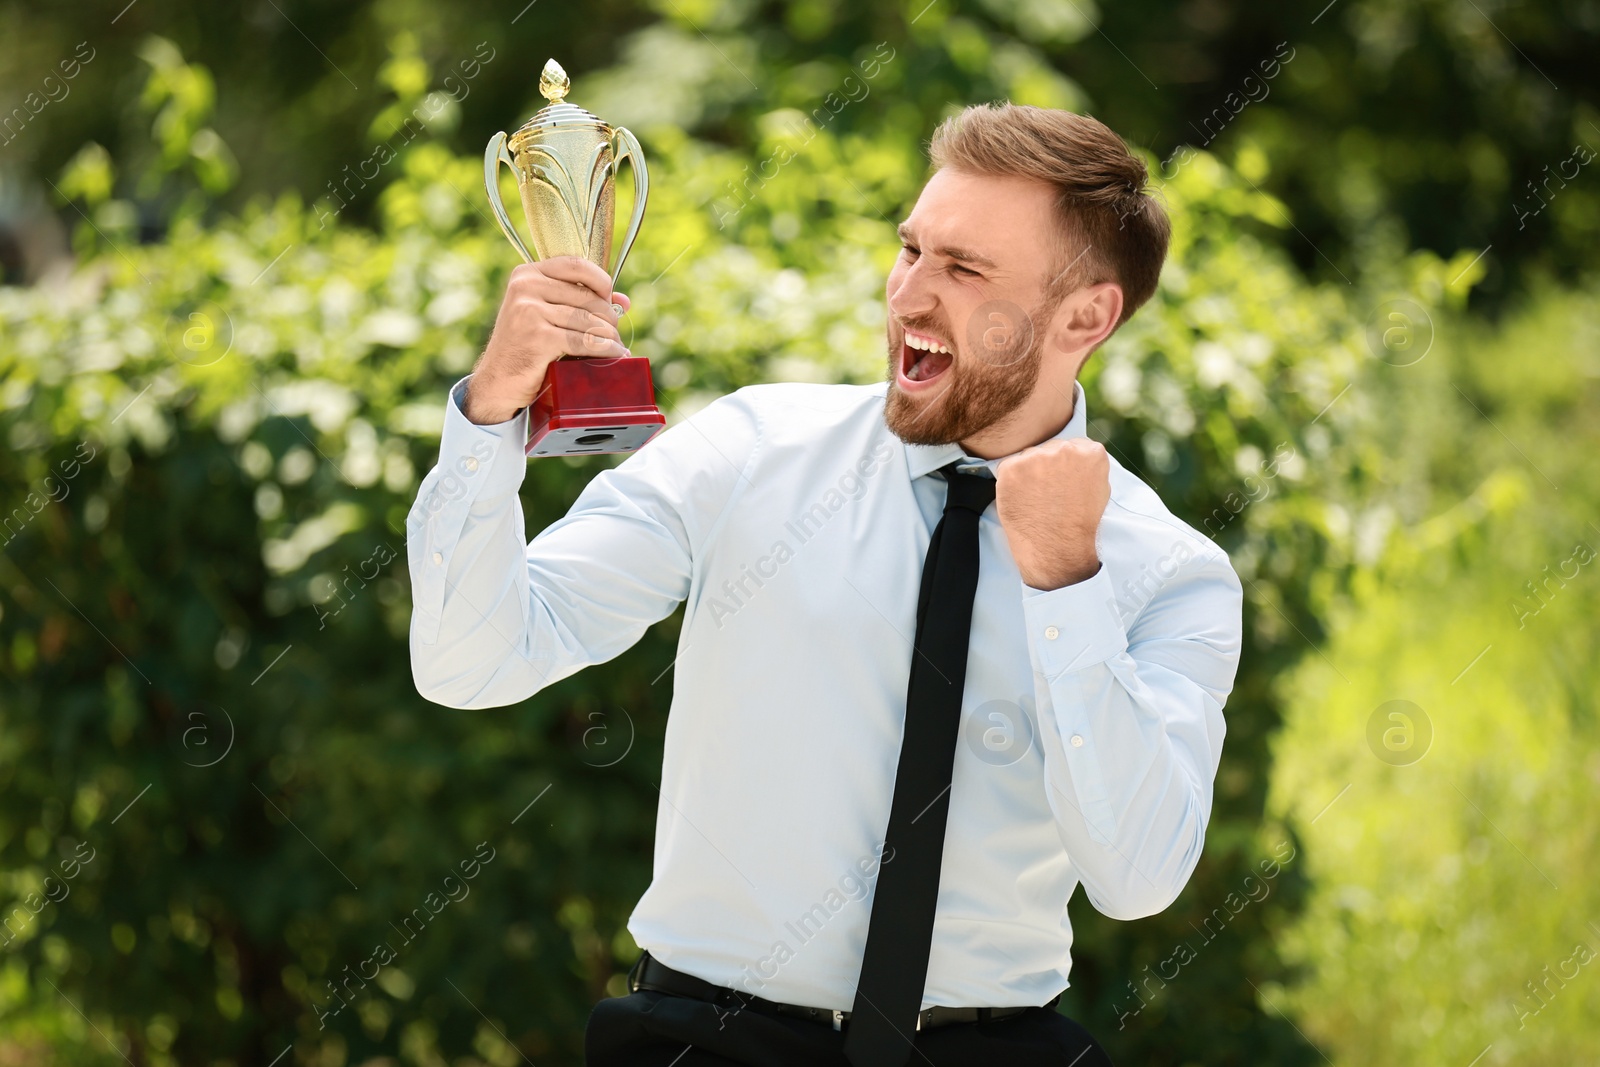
[405,377,530,645]
[1021,563,1129,679]
[437,375,529,506]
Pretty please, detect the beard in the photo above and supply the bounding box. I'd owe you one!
[882,297,1051,447]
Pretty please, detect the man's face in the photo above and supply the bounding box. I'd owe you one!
[883,168,1068,447]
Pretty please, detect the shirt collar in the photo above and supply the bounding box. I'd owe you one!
[898,378,1089,480]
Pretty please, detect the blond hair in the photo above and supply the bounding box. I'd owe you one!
[928,102,1170,328]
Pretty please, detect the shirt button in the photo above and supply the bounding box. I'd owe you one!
[1070,734,1085,748]
[1044,625,1060,640]
[432,551,443,565]
[465,457,479,472]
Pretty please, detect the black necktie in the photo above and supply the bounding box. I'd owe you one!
[845,461,997,1067]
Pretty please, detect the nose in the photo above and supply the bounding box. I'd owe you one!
[887,256,937,324]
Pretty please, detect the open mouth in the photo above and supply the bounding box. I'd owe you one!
[899,329,954,389]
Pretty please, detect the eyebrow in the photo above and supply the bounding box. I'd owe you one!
[896,221,999,271]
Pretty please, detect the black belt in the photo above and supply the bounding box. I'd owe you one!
[627,952,1059,1032]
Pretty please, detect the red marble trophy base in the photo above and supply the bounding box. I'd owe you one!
[525,356,667,458]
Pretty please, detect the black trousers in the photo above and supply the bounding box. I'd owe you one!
[585,989,1115,1067]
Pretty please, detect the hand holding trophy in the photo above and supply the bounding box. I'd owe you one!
[472,59,666,457]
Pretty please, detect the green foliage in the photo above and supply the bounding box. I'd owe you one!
[4,0,1596,303]
[5,14,1587,1067]
[1268,287,1600,1065]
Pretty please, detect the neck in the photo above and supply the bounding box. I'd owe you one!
[959,379,1077,459]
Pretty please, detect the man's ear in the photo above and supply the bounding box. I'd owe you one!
[1053,282,1122,357]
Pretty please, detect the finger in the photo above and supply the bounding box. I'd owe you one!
[508,263,601,313]
[537,256,617,304]
[532,274,623,323]
[1002,443,1046,467]
[554,325,629,359]
[547,308,625,350]
[549,304,624,347]
[611,291,631,315]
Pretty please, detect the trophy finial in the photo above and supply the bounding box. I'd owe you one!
[539,59,570,104]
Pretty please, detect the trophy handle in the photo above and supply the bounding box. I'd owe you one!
[484,131,536,263]
[608,126,649,286]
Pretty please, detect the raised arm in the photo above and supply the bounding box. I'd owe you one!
[405,378,757,708]
[405,256,757,708]
[995,438,1243,919]
[1023,541,1241,919]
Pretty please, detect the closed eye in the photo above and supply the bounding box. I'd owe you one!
[902,244,981,278]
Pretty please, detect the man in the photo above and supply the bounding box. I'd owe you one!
[407,102,1242,1067]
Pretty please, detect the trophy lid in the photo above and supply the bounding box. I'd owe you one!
[511,59,608,137]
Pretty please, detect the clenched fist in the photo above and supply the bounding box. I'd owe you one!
[463,256,632,425]
[995,438,1110,590]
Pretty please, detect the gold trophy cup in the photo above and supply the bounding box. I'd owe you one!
[484,58,665,457]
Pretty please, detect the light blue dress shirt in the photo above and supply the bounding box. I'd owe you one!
[407,374,1243,1011]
